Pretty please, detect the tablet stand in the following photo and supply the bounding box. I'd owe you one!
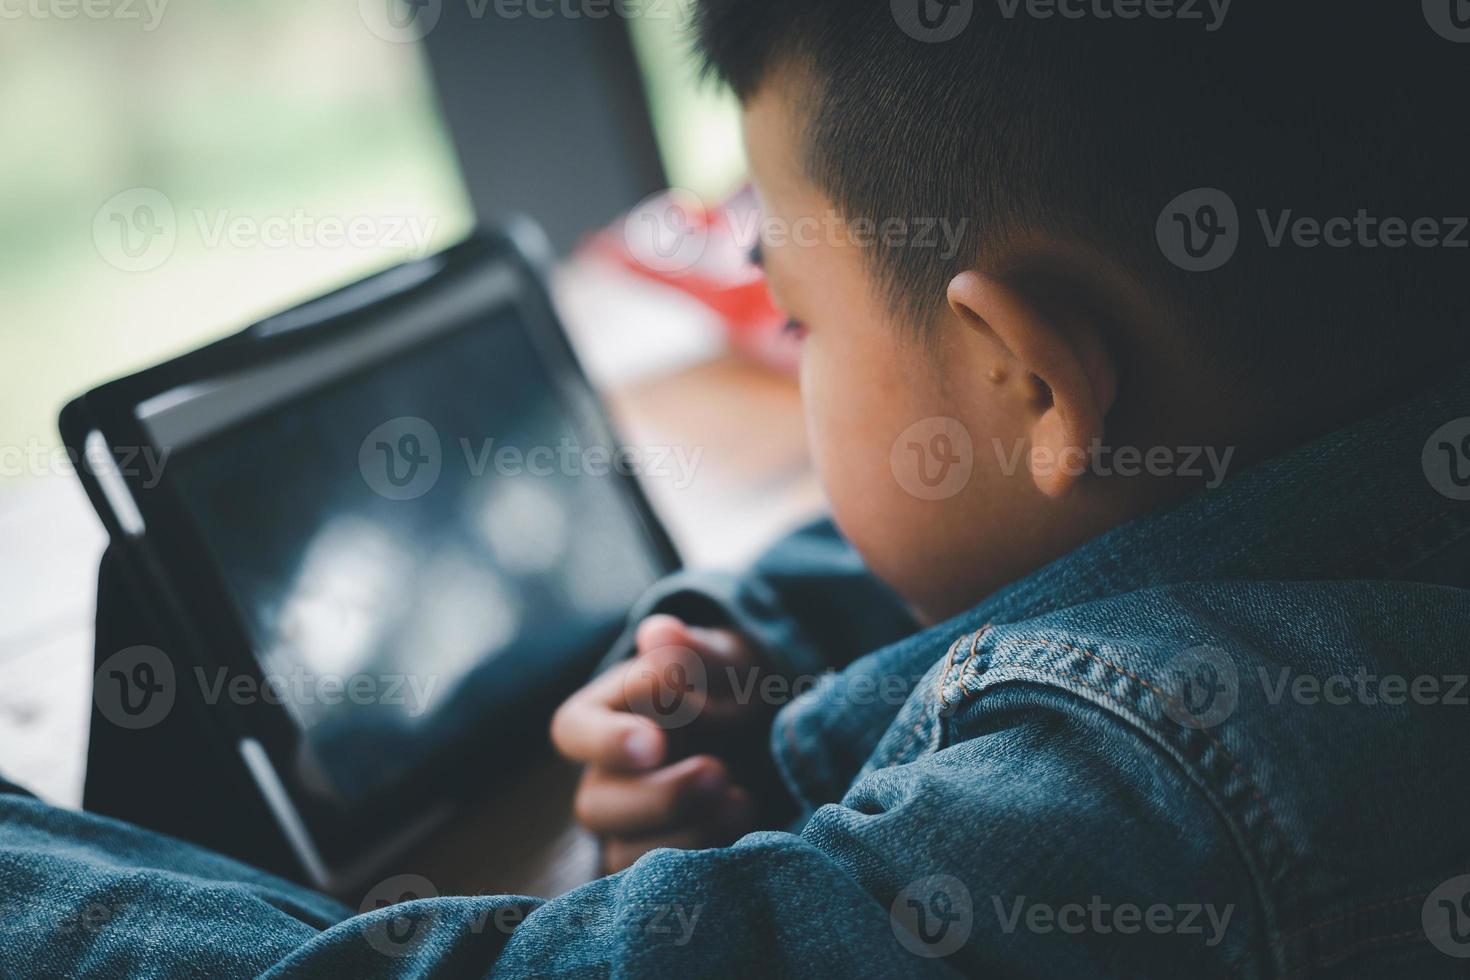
[84,543,303,882]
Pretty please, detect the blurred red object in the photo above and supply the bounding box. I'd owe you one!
[583,184,799,374]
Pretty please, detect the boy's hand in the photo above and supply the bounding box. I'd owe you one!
[551,615,780,873]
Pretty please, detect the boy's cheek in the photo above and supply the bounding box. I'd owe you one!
[827,473,995,625]
[802,399,972,615]
[802,384,1041,620]
[796,317,1041,616]
[800,367,912,586]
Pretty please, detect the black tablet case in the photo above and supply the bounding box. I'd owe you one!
[86,543,302,880]
[72,223,677,890]
[77,225,556,887]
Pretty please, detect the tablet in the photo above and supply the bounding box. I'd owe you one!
[62,225,678,890]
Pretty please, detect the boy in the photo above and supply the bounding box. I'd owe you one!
[4,1,1469,976]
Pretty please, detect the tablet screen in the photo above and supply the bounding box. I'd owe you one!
[161,305,664,802]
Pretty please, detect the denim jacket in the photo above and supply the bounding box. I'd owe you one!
[3,367,1469,978]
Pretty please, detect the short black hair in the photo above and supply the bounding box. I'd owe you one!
[694,1,1470,419]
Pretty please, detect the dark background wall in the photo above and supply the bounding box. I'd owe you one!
[422,9,668,254]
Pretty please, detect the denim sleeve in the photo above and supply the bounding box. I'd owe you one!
[0,792,349,977]
[606,518,919,678]
[0,690,1256,977]
[266,691,1259,977]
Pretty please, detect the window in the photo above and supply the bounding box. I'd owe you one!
[0,1,473,496]
[626,0,746,201]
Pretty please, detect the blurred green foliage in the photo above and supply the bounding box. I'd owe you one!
[0,0,473,489]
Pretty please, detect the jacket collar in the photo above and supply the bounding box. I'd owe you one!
[975,363,1470,627]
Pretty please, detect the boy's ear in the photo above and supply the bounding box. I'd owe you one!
[946,270,1118,499]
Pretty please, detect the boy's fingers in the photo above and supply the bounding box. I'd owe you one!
[620,645,715,733]
[637,615,762,678]
[573,755,730,837]
[599,785,755,873]
[687,624,762,673]
[625,639,769,735]
[634,614,696,657]
[550,646,705,767]
[550,687,666,771]
[552,616,768,768]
